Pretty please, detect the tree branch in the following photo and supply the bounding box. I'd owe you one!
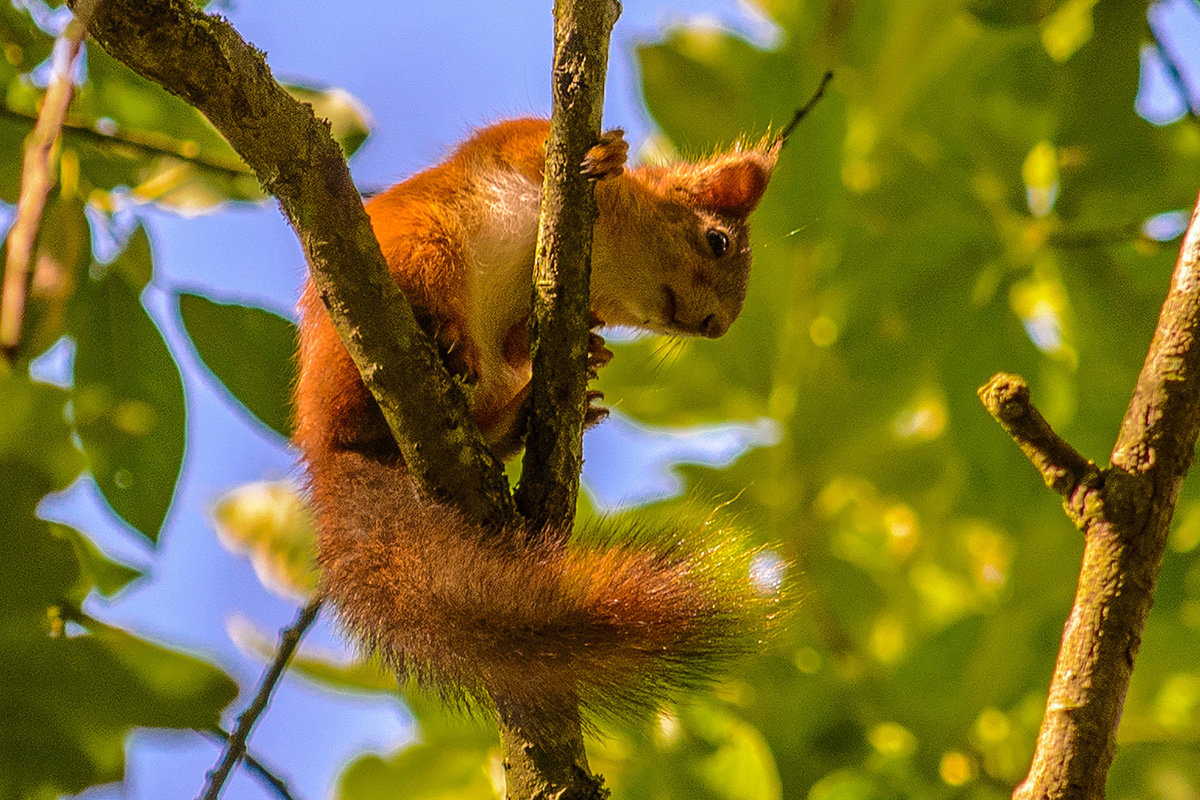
[0,103,253,180]
[978,373,1102,527]
[502,2,619,798]
[985,190,1200,799]
[201,728,300,800]
[1,0,95,364]
[70,0,517,527]
[514,0,621,530]
[198,596,321,800]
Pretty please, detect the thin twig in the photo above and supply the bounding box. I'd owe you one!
[0,0,96,362]
[197,596,322,800]
[201,729,299,800]
[776,70,834,146]
[978,373,1102,527]
[0,104,253,179]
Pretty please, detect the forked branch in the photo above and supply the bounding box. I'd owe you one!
[982,190,1200,799]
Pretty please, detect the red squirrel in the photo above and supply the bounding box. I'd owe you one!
[295,118,777,723]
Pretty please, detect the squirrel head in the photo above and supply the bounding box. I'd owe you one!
[592,144,776,338]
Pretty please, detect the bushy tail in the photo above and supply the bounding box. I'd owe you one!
[309,448,775,724]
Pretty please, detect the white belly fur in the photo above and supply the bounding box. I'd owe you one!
[464,168,542,404]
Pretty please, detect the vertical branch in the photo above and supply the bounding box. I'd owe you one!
[983,190,1200,799]
[1,0,96,363]
[502,2,620,798]
[514,0,621,530]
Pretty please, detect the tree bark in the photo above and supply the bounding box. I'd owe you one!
[502,1,620,798]
[515,0,621,531]
[981,190,1200,799]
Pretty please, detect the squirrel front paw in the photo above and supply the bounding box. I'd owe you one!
[437,320,481,386]
[582,129,628,180]
[585,318,613,428]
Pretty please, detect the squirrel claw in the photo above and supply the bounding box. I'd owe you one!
[582,130,628,179]
[437,321,481,385]
[585,389,609,428]
[588,331,614,378]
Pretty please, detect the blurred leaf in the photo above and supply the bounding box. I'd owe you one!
[0,616,237,798]
[178,292,297,438]
[0,375,85,495]
[286,83,372,157]
[69,227,185,543]
[590,701,781,800]
[213,480,317,598]
[337,741,499,800]
[19,196,92,363]
[0,3,53,81]
[59,525,142,600]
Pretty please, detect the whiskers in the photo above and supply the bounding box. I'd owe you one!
[647,334,689,374]
[757,221,815,250]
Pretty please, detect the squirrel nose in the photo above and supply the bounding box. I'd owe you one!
[700,314,725,338]
[663,286,727,337]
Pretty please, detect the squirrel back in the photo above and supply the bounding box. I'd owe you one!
[296,118,778,724]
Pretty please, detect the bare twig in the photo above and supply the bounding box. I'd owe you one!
[978,373,1102,527]
[1,0,96,363]
[198,596,322,800]
[776,70,834,147]
[984,190,1200,799]
[72,0,517,527]
[0,104,253,179]
[201,729,299,800]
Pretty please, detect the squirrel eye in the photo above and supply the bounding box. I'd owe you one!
[706,229,729,258]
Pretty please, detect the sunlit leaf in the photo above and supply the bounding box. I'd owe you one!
[212,480,317,599]
[287,83,372,157]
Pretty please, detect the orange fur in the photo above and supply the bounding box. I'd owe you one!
[295,118,776,722]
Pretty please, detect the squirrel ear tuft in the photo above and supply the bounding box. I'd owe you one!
[694,155,774,216]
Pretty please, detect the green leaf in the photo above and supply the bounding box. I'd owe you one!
[69,227,185,543]
[178,292,297,438]
[589,702,781,800]
[0,375,86,495]
[336,742,498,800]
[0,617,237,798]
[60,525,142,600]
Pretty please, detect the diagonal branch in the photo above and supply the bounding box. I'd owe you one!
[983,190,1200,799]
[198,596,321,800]
[70,0,517,528]
[0,104,253,180]
[201,728,301,800]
